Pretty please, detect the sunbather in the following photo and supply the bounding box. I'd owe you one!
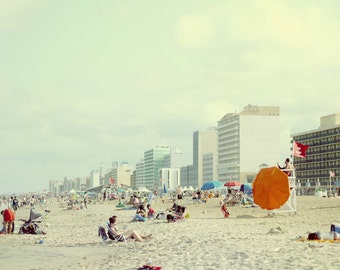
[109,216,151,242]
[132,204,147,222]
[166,205,185,222]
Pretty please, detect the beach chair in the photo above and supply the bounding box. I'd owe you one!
[202,192,214,203]
[107,227,126,243]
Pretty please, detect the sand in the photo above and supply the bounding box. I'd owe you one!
[1,195,340,270]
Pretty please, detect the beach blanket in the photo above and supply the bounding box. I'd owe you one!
[297,238,340,243]
[137,265,162,270]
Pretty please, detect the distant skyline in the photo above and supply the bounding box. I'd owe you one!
[1,1,340,194]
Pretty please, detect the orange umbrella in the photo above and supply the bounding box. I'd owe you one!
[252,166,290,210]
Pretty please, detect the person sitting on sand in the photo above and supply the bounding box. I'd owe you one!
[132,204,147,222]
[167,199,177,212]
[109,216,151,242]
[147,204,155,219]
[166,204,185,222]
[132,195,140,208]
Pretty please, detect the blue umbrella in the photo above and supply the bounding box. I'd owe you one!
[201,181,223,190]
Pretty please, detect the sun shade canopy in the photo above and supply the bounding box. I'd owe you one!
[252,166,290,210]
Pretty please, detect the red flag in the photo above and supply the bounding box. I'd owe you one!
[110,177,115,184]
[293,141,309,158]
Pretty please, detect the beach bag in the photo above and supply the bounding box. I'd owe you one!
[98,226,108,241]
[330,223,340,234]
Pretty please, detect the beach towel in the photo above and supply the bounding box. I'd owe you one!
[137,265,162,270]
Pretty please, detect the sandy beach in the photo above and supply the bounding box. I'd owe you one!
[1,195,340,270]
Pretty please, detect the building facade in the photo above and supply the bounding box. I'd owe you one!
[103,162,133,188]
[144,145,171,189]
[202,152,217,182]
[159,168,180,191]
[134,159,145,189]
[192,128,218,188]
[217,105,280,183]
[292,114,340,189]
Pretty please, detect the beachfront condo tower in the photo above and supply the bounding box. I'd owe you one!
[217,104,280,184]
[143,145,171,190]
[291,114,340,192]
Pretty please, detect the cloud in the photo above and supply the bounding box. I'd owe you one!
[176,14,213,48]
[0,0,48,31]
[1,1,340,193]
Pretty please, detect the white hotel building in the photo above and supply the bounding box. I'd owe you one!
[217,105,280,183]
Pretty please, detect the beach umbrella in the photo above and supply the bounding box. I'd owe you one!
[252,166,290,210]
[201,181,223,190]
[224,181,241,187]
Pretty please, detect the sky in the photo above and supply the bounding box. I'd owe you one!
[1,0,340,194]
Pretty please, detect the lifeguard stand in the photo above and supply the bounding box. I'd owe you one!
[275,169,297,214]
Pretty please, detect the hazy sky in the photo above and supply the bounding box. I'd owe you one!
[1,1,340,194]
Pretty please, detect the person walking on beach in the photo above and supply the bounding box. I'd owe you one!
[83,192,88,208]
[12,196,19,211]
[29,196,35,208]
[176,186,183,205]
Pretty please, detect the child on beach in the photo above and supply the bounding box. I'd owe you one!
[147,204,155,219]
[221,203,230,218]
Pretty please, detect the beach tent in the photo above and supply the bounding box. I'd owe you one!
[252,166,290,210]
[240,184,252,194]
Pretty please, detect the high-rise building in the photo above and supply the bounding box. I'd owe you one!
[104,162,133,187]
[180,164,195,188]
[89,169,101,188]
[192,128,218,188]
[144,145,171,189]
[292,114,340,189]
[217,105,280,183]
[134,159,145,188]
[164,148,187,169]
[159,168,180,191]
[203,152,217,182]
